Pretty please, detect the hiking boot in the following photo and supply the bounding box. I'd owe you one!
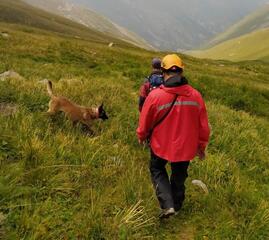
[159,208,175,219]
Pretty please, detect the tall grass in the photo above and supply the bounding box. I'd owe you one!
[0,23,268,239]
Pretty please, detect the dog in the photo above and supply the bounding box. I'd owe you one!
[46,80,108,131]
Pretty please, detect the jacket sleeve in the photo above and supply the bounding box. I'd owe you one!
[138,82,150,111]
[137,94,157,141]
[198,99,210,151]
[138,96,146,112]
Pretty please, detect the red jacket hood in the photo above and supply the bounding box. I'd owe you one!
[160,84,192,97]
[159,75,191,97]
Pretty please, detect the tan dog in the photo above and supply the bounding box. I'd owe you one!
[46,81,108,129]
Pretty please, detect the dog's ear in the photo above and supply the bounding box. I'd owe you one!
[98,103,104,111]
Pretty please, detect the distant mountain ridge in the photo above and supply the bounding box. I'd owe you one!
[188,28,269,62]
[71,0,269,50]
[23,0,153,50]
[188,5,269,62]
[0,0,153,51]
[206,4,269,48]
[0,0,112,44]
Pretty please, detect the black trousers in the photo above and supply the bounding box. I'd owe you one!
[150,151,190,211]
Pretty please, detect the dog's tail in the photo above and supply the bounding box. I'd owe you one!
[47,80,54,97]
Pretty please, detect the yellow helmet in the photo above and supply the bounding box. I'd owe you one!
[161,54,184,70]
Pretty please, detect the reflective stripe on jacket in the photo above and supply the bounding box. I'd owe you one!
[137,76,210,162]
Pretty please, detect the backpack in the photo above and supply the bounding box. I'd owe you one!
[147,73,164,91]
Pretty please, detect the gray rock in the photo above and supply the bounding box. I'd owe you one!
[0,32,9,39]
[0,70,24,81]
[192,180,209,194]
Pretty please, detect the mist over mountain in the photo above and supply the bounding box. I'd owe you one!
[71,0,269,50]
[23,0,153,49]
[206,4,269,48]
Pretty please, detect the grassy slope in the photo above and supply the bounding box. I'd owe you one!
[189,28,269,62]
[0,0,129,46]
[0,22,269,240]
[206,4,269,48]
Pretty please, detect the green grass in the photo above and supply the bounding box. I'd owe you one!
[206,4,269,48]
[0,22,269,240]
[189,28,269,62]
[0,0,131,46]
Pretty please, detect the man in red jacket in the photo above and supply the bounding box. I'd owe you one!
[137,54,210,219]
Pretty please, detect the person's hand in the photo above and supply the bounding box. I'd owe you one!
[138,139,145,145]
[197,148,206,160]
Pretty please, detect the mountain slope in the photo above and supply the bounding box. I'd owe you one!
[207,4,269,48]
[1,3,269,239]
[23,0,152,50]
[0,0,119,44]
[188,28,269,62]
[0,0,152,49]
[71,0,268,50]
[1,19,269,239]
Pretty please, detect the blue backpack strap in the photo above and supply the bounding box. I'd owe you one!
[149,73,164,88]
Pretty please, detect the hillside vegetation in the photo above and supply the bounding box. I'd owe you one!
[23,0,152,50]
[0,0,128,46]
[1,19,269,240]
[207,4,269,47]
[189,28,269,62]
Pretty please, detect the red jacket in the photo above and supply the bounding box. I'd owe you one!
[139,81,151,112]
[137,76,210,162]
